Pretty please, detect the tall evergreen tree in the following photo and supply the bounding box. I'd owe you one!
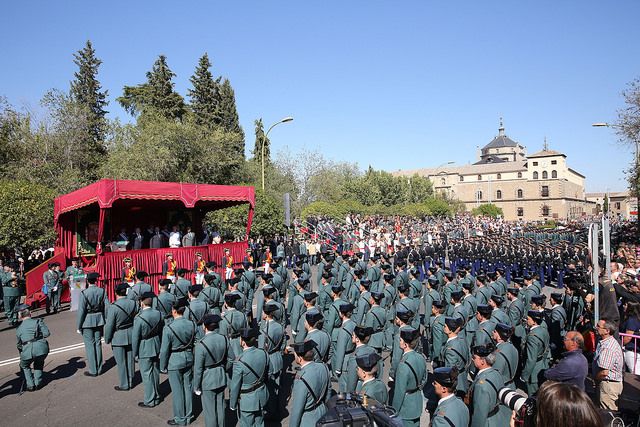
[187,53,220,128]
[69,40,108,155]
[217,78,245,158]
[253,118,270,161]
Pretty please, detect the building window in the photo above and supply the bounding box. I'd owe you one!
[542,171,548,179]
[496,190,502,199]
[497,173,502,180]
[542,205,550,216]
[533,161,539,166]
[517,189,523,199]
[517,172,522,178]
[616,202,621,209]
[459,175,464,182]
[517,207,524,217]
[478,174,482,181]
[533,171,539,180]
[441,178,446,186]
[551,160,557,165]
[551,170,557,179]
[476,190,483,200]
[541,185,549,197]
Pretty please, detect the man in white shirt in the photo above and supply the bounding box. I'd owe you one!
[168,226,181,248]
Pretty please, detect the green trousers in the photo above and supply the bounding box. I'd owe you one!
[139,357,160,406]
[21,355,46,388]
[202,387,225,427]
[3,294,19,324]
[112,345,134,389]
[238,409,264,427]
[168,367,193,425]
[82,327,103,375]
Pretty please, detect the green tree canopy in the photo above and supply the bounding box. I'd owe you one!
[252,118,270,161]
[217,78,245,159]
[472,203,504,218]
[188,53,220,128]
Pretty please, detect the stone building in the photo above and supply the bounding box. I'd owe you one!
[394,122,595,221]
[586,191,638,220]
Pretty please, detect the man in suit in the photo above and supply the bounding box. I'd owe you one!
[132,291,163,407]
[288,340,331,427]
[229,327,269,427]
[181,226,196,247]
[16,304,50,391]
[132,227,145,250]
[391,328,427,427]
[356,352,387,404]
[77,272,108,377]
[150,227,164,249]
[194,314,230,427]
[160,298,197,426]
[104,283,138,391]
[430,367,469,427]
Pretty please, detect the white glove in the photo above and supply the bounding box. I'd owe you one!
[194,390,202,396]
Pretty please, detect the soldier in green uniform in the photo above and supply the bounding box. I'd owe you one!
[43,262,61,314]
[353,279,372,325]
[160,298,197,426]
[422,277,440,330]
[441,271,457,316]
[382,273,398,350]
[391,328,427,427]
[128,271,152,302]
[506,287,526,351]
[431,367,469,427]
[104,283,138,391]
[474,305,496,347]
[16,304,50,391]
[63,258,82,288]
[229,327,269,427]
[324,284,346,338]
[332,303,356,381]
[77,272,108,376]
[200,273,223,315]
[194,314,231,427]
[469,343,509,427]
[304,309,331,363]
[341,325,376,392]
[289,340,331,427]
[356,352,388,404]
[440,317,470,396]
[489,295,510,326]
[132,291,163,407]
[430,300,447,364]
[492,323,519,390]
[450,290,469,343]
[317,271,333,314]
[220,293,248,358]
[397,283,419,329]
[461,280,478,347]
[155,279,177,324]
[521,310,550,395]
[186,285,208,341]
[549,292,567,360]
[289,278,308,337]
[294,292,318,343]
[259,303,285,417]
[475,274,493,306]
[364,291,386,352]
[172,269,191,299]
[3,266,21,326]
[389,308,414,382]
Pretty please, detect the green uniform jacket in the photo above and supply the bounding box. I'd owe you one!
[128,282,152,301]
[493,341,519,389]
[289,361,331,427]
[522,325,550,383]
[17,318,50,360]
[172,278,191,299]
[470,368,508,427]
[104,298,138,346]
[77,286,108,329]
[474,320,495,347]
[390,325,413,379]
[490,308,510,327]
[423,289,441,327]
[193,331,230,391]
[391,349,427,421]
[430,314,446,362]
[324,299,343,337]
[332,319,356,374]
[154,291,177,320]
[198,286,223,314]
[397,297,419,329]
[160,316,197,371]
[343,344,377,392]
[132,307,163,359]
[259,319,285,376]
[507,298,526,339]
[307,328,331,363]
[365,305,387,350]
[360,378,388,404]
[441,336,470,393]
[354,291,371,325]
[229,347,269,412]
[186,299,208,340]
[431,395,470,427]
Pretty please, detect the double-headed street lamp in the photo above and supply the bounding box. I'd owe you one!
[262,116,293,191]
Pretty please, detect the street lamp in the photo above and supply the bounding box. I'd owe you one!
[262,116,293,191]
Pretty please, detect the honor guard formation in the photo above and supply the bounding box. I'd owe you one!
[2,215,639,426]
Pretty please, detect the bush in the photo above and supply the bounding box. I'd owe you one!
[471,203,504,218]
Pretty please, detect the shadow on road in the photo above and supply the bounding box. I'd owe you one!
[45,356,85,386]
[0,373,22,399]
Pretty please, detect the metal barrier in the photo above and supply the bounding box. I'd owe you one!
[620,332,640,375]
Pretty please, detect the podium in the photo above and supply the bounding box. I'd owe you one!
[69,274,86,312]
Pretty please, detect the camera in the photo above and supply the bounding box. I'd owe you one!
[316,392,404,427]
[498,388,537,427]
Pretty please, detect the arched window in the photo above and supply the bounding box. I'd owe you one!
[496,190,502,199]
[542,171,548,179]
[533,171,539,180]
[552,170,557,179]
[542,205,550,216]
[517,189,523,199]
[517,207,524,217]
[476,190,483,200]
[459,175,464,182]
[517,172,523,178]
[497,173,502,180]
[478,174,482,181]
[441,177,446,186]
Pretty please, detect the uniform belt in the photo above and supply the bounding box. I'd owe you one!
[345,348,355,355]
[240,381,264,394]
[488,406,500,417]
[172,346,193,352]
[204,360,225,369]
[601,379,622,383]
[117,323,133,331]
[22,337,44,345]
[268,348,281,355]
[87,308,103,314]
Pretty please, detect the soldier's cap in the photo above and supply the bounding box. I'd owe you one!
[432,366,458,387]
[292,340,316,355]
[115,282,130,295]
[496,267,505,274]
[292,267,303,276]
[399,327,420,343]
[396,309,414,322]
[189,284,203,294]
[383,274,395,283]
[305,309,323,324]
[297,278,310,286]
[495,322,513,336]
[433,300,445,309]
[203,314,222,328]
[356,352,381,371]
[444,317,462,331]
[262,285,276,296]
[321,272,333,280]
[338,303,355,314]
[240,327,259,340]
[176,268,188,276]
[370,291,384,301]
[457,270,467,278]
[86,272,100,281]
[409,268,419,276]
[331,283,344,293]
[303,291,318,302]
[263,302,278,314]
[450,290,464,300]
[487,271,498,279]
[395,260,406,267]
[359,279,372,287]
[227,277,240,285]
[490,294,504,304]
[397,283,410,293]
[427,276,439,284]
[530,295,546,305]
[195,252,202,257]
[234,268,245,276]
[159,278,173,287]
[512,277,524,285]
[262,274,273,281]
[550,292,564,302]
[242,261,251,268]
[123,257,132,263]
[476,304,492,317]
[476,274,487,283]
[428,266,438,273]
[381,264,392,271]
[523,273,533,281]
[435,261,443,266]
[507,287,520,295]
[527,310,545,322]
[444,271,454,280]
[140,291,156,300]
[461,280,474,291]
[472,343,495,357]
[224,293,241,304]
[354,325,374,340]
[165,253,173,257]
[16,303,30,312]
[174,298,189,310]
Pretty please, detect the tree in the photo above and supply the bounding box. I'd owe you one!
[203,204,249,241]
[118,55,186,120]
[217,78,245,159]
[252,118,269,161]
[251,190,285,237]
[0,180,57,254]
[472,203,504,218]
[69,40,108,159]
[616,78,640,198]
[188,53,220,128]
[603,194,610,214]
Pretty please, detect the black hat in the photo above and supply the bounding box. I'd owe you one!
[227,277,240,286]
[523,273,533,281]
[450,290,464,301]
[444,317,462,331]
[550,293,564,302]
[496,267,505,274]
[16,303,30,312]
[428,266,438,273]
[189,284,203,294]
[433,300,445,309]
[305,309,323,324]
[432,366,458,388]
[86,272,100,282]
[203,314,222,328]
[370,291,384,301]
[444,271,454,280]
[528,310,544,322]
[457,270,467,278]
[240,327,259,340]
[303,291,318,302]
[331,283,344,293]
[495,322,513,338]
[396,309,414,322]
[356,352,381,371]
[174,298,189,310]
[262,273,273,282]
[427,276,438,284]
[140,291,156,300]
[339,303,355,314]
[531,295,546,306]
[263,303,278,314]
[292,340,316,355]
[262,286,276,296]
[490,294,504,305]
[399,328,420,343]
[477,304,492,316]
[476,274,486,282]
[397,283,410,293]
[115,283,129,295]
[384,273,395,282]
[234,268,245,276]
[512,277,524,285]
[224,293,241,305]
[462,280,474,291]
[242,260,251,268]
[472,343,495,357]
[487,271,498,280]
[359,279,371,288]
[354,325,374,340]
[297,278,309,287]
[507,287,519,295]
[159,278,173,287]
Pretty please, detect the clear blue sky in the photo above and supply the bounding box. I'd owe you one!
[2,0,639,192]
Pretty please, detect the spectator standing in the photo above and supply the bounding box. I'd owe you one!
[544,330,588,390]
[593,319,625,410]
[621,301,640,374]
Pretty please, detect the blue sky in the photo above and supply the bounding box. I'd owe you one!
[2,1,639,192]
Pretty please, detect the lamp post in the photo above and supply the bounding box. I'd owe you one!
[262,116,293,191]
[592,122,640,236]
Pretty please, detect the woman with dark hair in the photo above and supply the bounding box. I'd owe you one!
[621,301,640,374]
[535,381,600,427]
